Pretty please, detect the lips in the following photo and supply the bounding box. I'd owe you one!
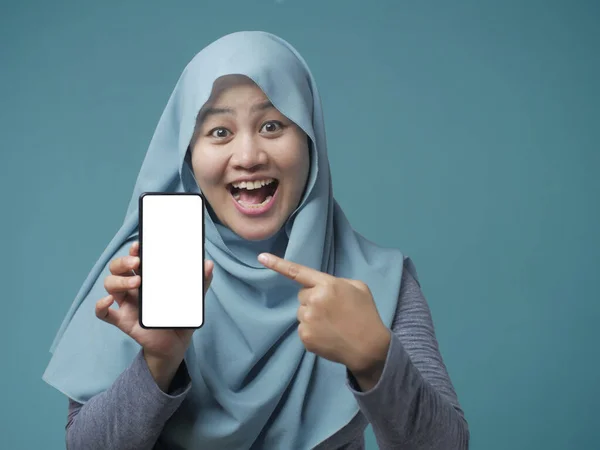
[227,178,279,215]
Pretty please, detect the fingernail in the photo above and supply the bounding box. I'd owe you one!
[129,277,138,287]
[258,253,269,264]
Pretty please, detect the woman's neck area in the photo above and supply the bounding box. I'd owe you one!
[212,211,288,265]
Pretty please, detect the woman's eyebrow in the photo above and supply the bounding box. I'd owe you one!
[250,101,274,112]
[202,107,234,118]
[200,101,274,121]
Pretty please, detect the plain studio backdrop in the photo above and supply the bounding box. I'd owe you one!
[1,1,598,449]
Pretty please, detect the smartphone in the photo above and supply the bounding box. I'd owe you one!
[138,192,205,328]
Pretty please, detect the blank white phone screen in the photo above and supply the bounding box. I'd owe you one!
[140,194,204,328]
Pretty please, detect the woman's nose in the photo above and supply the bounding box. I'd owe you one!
[231,135,268,170]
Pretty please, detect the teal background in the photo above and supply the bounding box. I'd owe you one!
[2,0,598,448]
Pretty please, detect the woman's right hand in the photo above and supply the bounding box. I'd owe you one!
[95,241,213,385]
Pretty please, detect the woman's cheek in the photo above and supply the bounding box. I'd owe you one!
[192,155,226,188]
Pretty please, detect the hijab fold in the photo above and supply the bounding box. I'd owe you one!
[43,31,406,450]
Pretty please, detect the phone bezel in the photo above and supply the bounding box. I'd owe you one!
[138,192,206,329]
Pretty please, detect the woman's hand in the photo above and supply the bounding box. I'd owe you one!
[258,253,391,390]
[95,241,213,390]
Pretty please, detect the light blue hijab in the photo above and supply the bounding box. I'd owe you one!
[43,31,406,449]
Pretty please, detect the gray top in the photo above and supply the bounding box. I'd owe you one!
[65,262,469,449]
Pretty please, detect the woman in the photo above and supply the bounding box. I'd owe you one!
[43,31,469,449]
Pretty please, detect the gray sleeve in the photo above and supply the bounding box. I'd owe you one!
[346,260,470,449]
[65,349,192,450]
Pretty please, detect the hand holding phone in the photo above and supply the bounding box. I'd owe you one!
[94,193,210,372]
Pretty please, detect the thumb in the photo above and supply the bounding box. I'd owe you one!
[95,295,120,327]
[204,260,214,294]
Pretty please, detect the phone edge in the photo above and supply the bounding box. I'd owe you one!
[138,192,206,330]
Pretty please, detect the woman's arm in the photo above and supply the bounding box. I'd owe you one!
[66,350,191,450]
[347,261,469,449]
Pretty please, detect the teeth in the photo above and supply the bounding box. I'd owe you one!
[231,179,274,190]
[237,195,273,208]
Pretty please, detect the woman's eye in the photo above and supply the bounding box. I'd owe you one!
[260,121,283,133]
[209,127,231,139]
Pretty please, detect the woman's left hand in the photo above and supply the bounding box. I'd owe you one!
[258,253,391,382]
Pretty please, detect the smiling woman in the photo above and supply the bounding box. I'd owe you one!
[42,31,469,449]
[191,75,310,240]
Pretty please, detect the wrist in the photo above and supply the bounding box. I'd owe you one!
[347,326,391,387]
[143,350,184,393]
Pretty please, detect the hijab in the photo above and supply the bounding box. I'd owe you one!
[43,31,406,449]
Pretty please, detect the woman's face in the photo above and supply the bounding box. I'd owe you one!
[191,76,310,241]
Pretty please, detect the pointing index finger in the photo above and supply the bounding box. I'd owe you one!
[258,253,326,287]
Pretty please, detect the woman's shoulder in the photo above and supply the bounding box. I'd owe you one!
[401,255,420,287]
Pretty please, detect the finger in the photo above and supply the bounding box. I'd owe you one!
[258,253,329,287]
[129,242,140,275]
[109,255,140,276]
[297,288,310,306]
[129,241,139,257]
[296,304,309,322]
[95,295,119,327]
[204,260,214,286]
[204,260,214,295]
[104,274,140,294]
[344,278,369,292]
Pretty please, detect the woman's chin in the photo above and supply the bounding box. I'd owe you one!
[228,219,283,242]
[235,225,279,242]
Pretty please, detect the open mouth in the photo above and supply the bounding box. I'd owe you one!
[228,178,279,209]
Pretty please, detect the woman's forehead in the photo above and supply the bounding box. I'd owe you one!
[197,75,272,121]
[209,75,266,104]
[212,74,255,89]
